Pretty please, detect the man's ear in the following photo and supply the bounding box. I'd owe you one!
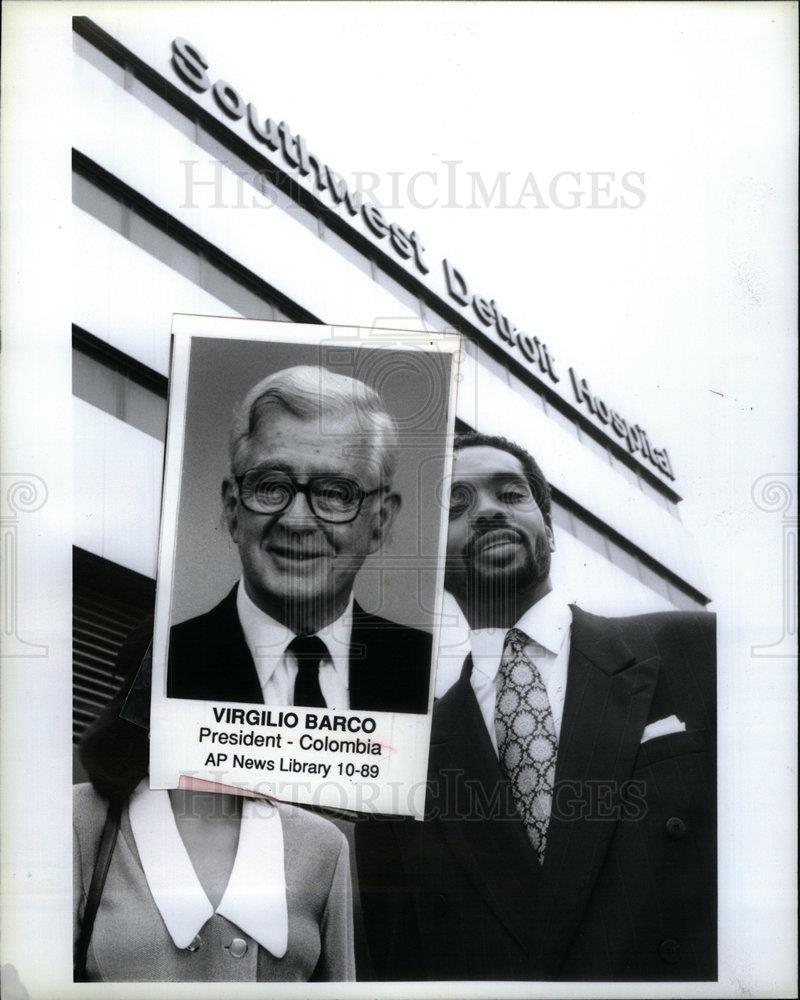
[221,478,239,542]
[546,523,556,552]
[367,491,401,553]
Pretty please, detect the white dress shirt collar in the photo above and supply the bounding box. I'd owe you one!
[128,780,288,957]
[469,589,572,682]
[236,579,354,690]
[467,591,573,750]
[515,589,572,658]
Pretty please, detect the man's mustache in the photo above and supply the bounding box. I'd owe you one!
[463,524,530,561]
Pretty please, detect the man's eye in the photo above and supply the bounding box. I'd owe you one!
[314,478,360,511]
[449,483,474,517]
[251,477,292,506]
[499,489,530,505]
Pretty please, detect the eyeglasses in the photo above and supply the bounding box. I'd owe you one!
[235,469,387,524]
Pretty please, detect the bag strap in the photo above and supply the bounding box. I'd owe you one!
[74,801,122,982]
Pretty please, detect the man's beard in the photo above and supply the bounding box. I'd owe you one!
[461,531,551,612]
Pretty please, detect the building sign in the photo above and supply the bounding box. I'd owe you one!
[169,36,676,486]
[441,259,560,385]
[569,368,674,480]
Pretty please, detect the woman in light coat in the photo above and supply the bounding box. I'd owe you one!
[73,632,354,983]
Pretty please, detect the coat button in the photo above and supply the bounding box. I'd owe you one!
[186,935,202,952]
[665,816,687,839]
[227,938,248,958]
[659,938,681,964]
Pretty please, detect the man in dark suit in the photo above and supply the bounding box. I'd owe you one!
[167,365,431,715]
[357,432,716,980]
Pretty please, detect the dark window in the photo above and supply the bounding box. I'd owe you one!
[73,548,155,747]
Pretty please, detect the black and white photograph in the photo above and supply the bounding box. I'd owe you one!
[0,1,796,997]
[145,317,458,815]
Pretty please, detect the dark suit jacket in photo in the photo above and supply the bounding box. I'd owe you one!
[356,605,716,981]
[167,586,432,715]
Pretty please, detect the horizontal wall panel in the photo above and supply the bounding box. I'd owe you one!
[74,398,163,578]
[73,56,420,332]
[73,208,238,375]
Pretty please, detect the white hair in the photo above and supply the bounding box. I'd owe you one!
[229,365,399,483]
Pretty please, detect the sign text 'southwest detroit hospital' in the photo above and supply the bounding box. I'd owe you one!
[171,35,675,486]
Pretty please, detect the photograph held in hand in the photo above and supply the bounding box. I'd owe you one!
[147,318,458,818]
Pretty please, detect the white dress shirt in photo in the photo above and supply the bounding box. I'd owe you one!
[236,580,353,710]
[468,590,573,754]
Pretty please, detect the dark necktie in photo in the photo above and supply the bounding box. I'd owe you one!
[289,634,329,708]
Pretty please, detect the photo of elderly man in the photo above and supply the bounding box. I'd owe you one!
[167,362,433,715]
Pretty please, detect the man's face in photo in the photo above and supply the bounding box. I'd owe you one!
[445,445,554,604]
[223,407,399,622]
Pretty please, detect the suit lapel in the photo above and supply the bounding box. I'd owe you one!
[427,661,544,955]
[208,587,264,703]
[349,603,403,712]
[530,605,660,976]
[348,603,376,711]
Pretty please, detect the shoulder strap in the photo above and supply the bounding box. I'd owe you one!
[74,801,121,982]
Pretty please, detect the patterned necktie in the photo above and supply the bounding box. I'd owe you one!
[495,627,558,864]
[288,634,328,708]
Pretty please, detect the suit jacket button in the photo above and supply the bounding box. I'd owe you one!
[227,938,248,958]
[659,938,681,963]
[432,893,449,916]
[666,816,687,839]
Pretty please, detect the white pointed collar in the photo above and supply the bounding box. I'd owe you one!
[236,579,354,689]
[469,590,571,682]
[128,781,288,957]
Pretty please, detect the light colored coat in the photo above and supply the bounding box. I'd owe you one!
[73,783,355,982]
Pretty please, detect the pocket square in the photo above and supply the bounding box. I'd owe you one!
[640,715,686,743]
